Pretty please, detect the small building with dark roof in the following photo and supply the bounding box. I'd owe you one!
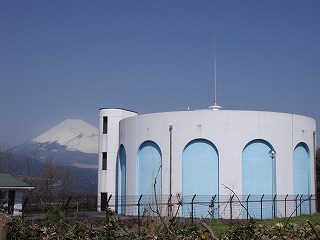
[0,173,34,215]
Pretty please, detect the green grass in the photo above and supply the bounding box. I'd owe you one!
[256,212,320,226]
[208,213,320,237]
[209,219,230,237]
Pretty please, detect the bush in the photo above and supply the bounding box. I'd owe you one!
[46,205,66,223]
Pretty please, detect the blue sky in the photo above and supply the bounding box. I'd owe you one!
[0,0,319,146]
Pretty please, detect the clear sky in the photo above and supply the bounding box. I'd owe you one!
[1,0,319,147]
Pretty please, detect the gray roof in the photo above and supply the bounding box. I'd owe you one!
[0,173,34,190]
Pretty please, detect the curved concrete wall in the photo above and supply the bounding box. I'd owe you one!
[98,109,317,217]
[97,108,137,211]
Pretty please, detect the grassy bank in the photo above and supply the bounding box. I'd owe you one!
[208,213,320,239]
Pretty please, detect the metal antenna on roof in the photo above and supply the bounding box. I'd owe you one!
[209,31,222,110]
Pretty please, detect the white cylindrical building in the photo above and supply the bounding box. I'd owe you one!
[98,109,317,218]
[97,108,137,211]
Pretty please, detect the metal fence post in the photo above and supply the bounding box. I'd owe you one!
[273,194,277,218]
[210,195,217,220]
[106,194,108,219]
[191,194,196,223]
[309,194,313,214]
[65,196,72,215]
[299,194,304,215]
[260,194,264,219]
[137,194,143,237]
[106,194,112,221]
[230,195,234,220]
[284,194,288,218]
[246,194,251,220]
[295,194,299,216]
[21,197,29,219]
[167,194,172,217]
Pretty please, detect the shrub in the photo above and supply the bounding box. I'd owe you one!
[46,205,66,223]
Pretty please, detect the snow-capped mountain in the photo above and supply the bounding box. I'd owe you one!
[32,119,98,154]
[14,119,99,167]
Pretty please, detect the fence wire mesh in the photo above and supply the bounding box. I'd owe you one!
[22,194,97,214]
[105,194,316,220]
[20,194,316,220]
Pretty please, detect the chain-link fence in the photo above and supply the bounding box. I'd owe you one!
[21,194,97,215]
[19,193,317,221]
[102,194,316,220]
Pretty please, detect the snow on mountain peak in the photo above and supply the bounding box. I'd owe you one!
[32,119,99,154]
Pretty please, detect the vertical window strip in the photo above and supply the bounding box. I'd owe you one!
[102,152,107,170]
[103,117,108,134]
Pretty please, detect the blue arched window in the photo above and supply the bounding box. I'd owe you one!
[116,145,126,214]
[242,139,276,218]
[182,139,219,217]
[137,141,162,197]
[293,142,311,215]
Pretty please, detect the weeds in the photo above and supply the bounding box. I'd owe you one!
[7,209,320,239]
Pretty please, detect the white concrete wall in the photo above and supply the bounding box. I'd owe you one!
[97,108,137,211]
[119,110,316,198]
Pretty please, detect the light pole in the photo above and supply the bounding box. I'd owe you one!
[269,149,277,217]
[169,124,173,217]
[268,150,277,196]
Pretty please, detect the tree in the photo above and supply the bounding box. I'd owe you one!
[0,143,20,174]
[23,147,38,182]
[56,164,74,199]
[32,158,74,201]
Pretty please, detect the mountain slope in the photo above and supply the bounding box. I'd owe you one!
[14,119,99,167]
[32,119,98,154]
